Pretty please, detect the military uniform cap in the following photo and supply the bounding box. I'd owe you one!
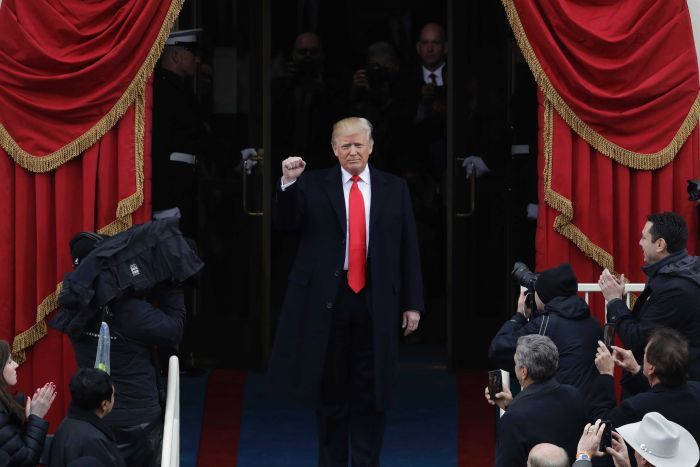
[165,28,202,47]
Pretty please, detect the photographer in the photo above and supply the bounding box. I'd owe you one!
[588,327,700,447]
[485,335,586,466]
[55,232,186,467]
[489,263,602,394]
[348,41,415,172]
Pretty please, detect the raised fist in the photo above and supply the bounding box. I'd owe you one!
[282,156,307,184]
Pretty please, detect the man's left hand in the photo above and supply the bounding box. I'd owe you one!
[402,311,420,336]
[595,340,615,376]
[598,269,625,302]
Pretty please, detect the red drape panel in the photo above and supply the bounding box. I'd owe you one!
[502,0,700,325]
[0,0,179,427]
[0,89,152,427]
[535,93,700,323]
[0,0,179,166]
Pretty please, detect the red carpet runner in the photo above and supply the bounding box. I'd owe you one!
[196,369,247,467]
[458,373,497,466]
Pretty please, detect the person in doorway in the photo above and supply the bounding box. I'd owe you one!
[49,368,125,467]
[598,211,700,380]
[267,117,424,466]
[152,28,204,238]
[413,22,448,180]
[0,340,56,466]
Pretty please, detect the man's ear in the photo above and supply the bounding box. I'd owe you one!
[656,237,667,253]
[646,363,656,378]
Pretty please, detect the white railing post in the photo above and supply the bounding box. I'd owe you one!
[161,356,180,467]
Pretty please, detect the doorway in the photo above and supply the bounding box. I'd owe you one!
[172,0,538,372]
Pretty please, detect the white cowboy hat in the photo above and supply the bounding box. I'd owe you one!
[617,412,699,467]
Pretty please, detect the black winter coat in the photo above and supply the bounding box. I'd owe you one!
[495,378,587,467]
[607,250,700,380]
[69,286,185,428]
[266,166,424,410]
[49,404,125,467]
[489,295,602,394]
[0,401,48,467]
[588,372,700,447]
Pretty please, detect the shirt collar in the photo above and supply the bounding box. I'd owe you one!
[341,165,371,186]
[422,63,445,82]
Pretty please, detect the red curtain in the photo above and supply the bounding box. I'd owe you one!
[503,0,700,323]
[0,0,181,427]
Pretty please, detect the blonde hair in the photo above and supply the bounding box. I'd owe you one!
[331,117,373,145]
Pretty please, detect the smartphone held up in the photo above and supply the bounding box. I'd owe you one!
[488,370,503,398]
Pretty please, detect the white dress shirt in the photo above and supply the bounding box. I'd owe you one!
[279,165,372,270]
[422,63,445,86]
[341,165,371,270]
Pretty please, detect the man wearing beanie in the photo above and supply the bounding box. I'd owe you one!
[489,263,602,394]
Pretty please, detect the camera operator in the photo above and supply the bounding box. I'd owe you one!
[59,232,186,467]
[489,263,602,394]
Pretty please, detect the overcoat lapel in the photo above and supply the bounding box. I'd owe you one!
[369,166,385,230]
[324,165,346,233]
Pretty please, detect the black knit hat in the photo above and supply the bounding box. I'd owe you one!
[69,232,105,268]
[535,263,578,304]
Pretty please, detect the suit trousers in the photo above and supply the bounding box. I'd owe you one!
[317,277,385,467]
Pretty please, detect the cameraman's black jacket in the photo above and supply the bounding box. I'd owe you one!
[66,286,185,428]
[489,295,602,394]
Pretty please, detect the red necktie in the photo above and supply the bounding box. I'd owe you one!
[348,175,366,293]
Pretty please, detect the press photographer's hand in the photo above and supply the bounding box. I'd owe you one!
[516,290,532,319]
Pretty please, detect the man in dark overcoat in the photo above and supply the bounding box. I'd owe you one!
[267,117,424,466]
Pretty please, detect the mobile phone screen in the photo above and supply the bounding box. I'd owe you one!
[599,420,613,451]
[488,370,502,398]
[603,323,616,352]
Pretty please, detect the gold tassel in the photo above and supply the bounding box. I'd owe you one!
[542,100,617,273]
[0,0,184,173]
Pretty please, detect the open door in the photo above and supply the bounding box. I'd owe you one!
[175,0,272,369]
[447,0,538,370]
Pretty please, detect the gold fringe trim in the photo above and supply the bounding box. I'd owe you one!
[0,0,184,173]
[502,0,700,170]
[11,83,148,364]
[542,100,617,272]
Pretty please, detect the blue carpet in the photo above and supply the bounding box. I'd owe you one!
[235,346,457,467]
[180,370,210,467]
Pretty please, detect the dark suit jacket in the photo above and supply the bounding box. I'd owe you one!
[266,165,424,410]
[495,378,586,467]
[588,373,700,446]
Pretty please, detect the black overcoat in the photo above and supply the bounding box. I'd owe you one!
[266,165,424,410]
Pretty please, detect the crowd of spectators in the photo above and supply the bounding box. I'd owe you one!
[486,211,700,466]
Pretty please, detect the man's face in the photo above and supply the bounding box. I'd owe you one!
[416,25,447,70]
[639,221,664,264]
[332,131,373,175]
[176,47,199,77]
[292,33,323,66]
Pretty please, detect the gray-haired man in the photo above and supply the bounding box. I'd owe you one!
[485,335,587,467]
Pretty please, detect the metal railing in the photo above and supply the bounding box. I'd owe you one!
[577,283,645,309]
[161,356,180,467]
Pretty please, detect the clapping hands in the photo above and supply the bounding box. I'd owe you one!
[25,382,56,419]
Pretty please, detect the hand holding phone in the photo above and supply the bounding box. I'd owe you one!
[603,323,616,353]
[599,420,613,452]
[488,370,503,399]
